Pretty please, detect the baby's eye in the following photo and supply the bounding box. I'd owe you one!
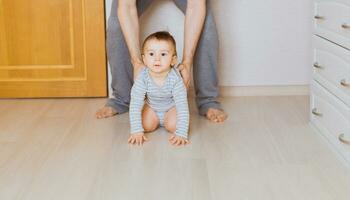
[149,52,154,56]
[161,53,167,56]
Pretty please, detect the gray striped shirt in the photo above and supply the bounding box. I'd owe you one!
[129,67,189,139]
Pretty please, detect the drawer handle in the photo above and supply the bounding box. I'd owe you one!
[312,108,323,117]
[314,15,324,20]
[339,134,350,145]
[340,79,350,87]
[341,23,350,29]
[313,62,323,69]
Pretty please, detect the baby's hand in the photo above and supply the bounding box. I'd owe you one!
[128,132,148,146]
[169,135,190,146]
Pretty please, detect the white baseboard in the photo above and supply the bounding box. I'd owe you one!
[108,85,309,98]
[189,85,310,97]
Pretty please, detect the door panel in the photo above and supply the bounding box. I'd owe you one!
[0,0,107,97]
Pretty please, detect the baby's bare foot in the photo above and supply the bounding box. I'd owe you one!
[95,106,117,119]
[206,108,228,123]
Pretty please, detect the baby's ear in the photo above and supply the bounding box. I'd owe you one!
[171,55,178,66]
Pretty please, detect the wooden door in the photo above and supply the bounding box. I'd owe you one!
[0,0,107,98]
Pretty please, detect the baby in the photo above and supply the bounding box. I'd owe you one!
[128,31,189,146]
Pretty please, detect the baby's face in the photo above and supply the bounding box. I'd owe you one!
[142,39,177,74]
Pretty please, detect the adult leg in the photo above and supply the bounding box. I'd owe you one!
[96,0,154,118]
[173,0,227,122]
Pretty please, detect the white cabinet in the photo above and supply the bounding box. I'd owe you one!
[311,0,350,163]
[314,0,350,49]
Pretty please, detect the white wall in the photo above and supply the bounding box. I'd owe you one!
[105,0,312,88]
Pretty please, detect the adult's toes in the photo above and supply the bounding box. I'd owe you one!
[208,113,215,120]
[217,115,226,122]
[210,116,218,122]
[95,112,102,118]
[206,113,213,120]
[217,117,224,123]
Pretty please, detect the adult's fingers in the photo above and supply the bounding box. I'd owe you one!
[177,63,184,70]
[186,82,190,89]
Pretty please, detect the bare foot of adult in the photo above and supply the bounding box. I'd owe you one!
[206,108,228,123]
[95,106,118,119]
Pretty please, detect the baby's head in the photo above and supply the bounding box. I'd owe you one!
[142,31,177,74]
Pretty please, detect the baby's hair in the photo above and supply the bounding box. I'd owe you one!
[142,31,177,56]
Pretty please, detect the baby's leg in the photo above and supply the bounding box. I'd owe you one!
[164,107,177,133]
[142,104,159,133]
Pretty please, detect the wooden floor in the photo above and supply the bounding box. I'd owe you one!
[0,96,350,200]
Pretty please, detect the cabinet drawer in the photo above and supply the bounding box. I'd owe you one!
[313,35,350,107]
[310,80,350,163]
[314,0,350,49]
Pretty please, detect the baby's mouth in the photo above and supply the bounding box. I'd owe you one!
[154,64,161,67]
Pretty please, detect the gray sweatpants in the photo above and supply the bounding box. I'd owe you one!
[106,0,221,116]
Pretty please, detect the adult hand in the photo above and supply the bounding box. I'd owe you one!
[177,62,191,90]
[132,59,145,80]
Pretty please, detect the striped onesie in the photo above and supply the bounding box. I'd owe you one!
[129,67,189,139]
